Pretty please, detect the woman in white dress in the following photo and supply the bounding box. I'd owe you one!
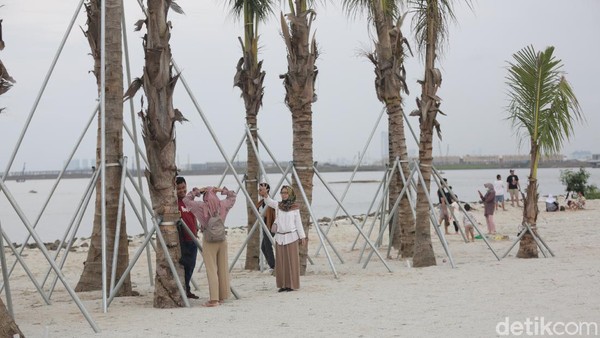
[258,185,307,292]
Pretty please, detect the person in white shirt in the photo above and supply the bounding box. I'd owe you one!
[493,174,507,211]
[258,185,307,292]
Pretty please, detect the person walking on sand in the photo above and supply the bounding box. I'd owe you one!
[258,185,307,292]
[506,169,521,207]
[184,186,237,307]
[437,179,453,235]
[175,177,200,299]
[478,183,496,235]
[494,174,507,211]
[256,183,276,271]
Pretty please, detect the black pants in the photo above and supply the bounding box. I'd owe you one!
[261,230,276,269]
[180,241,198,291]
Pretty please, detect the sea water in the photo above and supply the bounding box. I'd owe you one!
[1,168,598,243]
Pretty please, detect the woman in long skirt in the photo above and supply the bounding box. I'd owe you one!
[258,185,307,292]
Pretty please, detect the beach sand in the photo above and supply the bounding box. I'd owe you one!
[5,199,599,337]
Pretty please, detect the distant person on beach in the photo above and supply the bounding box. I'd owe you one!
[462,203,480,242]
[437,179,454,235]
[545,194,559,212]
[256,183,276,271]
[258,185,307,292]
[506,169,521,207]
[567,192,586,210]
[478,183,496,234]
[449,199,460,234]
[184,185,237,307]
[175,176,199,300]
[576,191,586,209]
[494,174,507,211]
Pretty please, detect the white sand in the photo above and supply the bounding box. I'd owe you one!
[5,199,600,337]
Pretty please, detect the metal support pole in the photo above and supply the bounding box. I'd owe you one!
[110,157,128,293]
[43,169,100,296]
[171,60,273,236]
[430,169,467,242]
[314,107,385,257]
[216,132,246,187]
[228,164,292,272]
[290,165,339,278]
[362,167,416,267]
[531,228,554,257]
[1,229,51,304]
[121,169,190,307]
[357,161,400,260]
[349,168,388,251]
[314,168,392,272]
[0,220,15,317]
[0,106,97,293]
[414,163,455,268]
[1,0,87,180]
[0,181,100,332]
[100,0,108,314]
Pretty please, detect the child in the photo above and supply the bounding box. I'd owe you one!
[450,201,460,234]
[462,204,479,242]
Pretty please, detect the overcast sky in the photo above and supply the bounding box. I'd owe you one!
[1,0,598,172]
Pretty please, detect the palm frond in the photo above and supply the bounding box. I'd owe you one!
[505,45,583,157]
[342,0,402,21]
[409,0,466,56]
[169,1,185,15]
[227,0,276,23]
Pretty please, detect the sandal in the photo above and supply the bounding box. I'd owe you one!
[202,301,219,307]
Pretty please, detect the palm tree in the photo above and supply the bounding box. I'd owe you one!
[228,0,276,270]
[0,297,23,338]
[342,0,414,258]
[409,0,458,267]
[280,0,318,274]
[125,0,186,308]
[0,13,23,338]
[75,0,134,297]
[506,45,583,258]
[0,18,15,100]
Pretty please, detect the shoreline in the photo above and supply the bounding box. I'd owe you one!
[3,160,595,181]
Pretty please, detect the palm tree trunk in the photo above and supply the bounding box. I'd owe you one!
[386,104,414,257]
[0,298,23,338]
[413,1,439,267]
[517,143,540,258]
[414,129,436,266]
[292,105,314,275]
[281,3,318,275]
[244,97,260,270]
[234,44,265,270]
[142,0,184,308]
[75,0,133,296]
[369,3,413,257]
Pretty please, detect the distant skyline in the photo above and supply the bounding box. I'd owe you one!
[1,0,598,171]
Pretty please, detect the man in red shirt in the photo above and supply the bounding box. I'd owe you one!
[176,176,199,299]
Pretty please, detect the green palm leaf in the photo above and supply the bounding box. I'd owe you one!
[506,45,583,157]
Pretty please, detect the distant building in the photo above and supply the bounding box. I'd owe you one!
[589,154,600,168]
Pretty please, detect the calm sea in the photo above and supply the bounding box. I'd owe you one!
[1,168,598,243]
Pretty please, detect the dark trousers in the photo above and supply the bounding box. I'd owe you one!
[261,230,276,269]
[180,240,198,291]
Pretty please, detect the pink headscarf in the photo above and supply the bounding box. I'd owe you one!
[183,187,237,231]
[203,187,221,218]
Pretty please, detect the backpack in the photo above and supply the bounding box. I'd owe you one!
[205,210,226,242]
